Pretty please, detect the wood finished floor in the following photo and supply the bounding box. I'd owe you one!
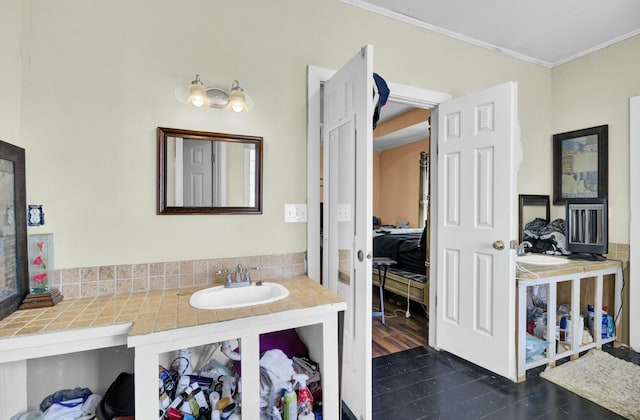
[372,288,429,358]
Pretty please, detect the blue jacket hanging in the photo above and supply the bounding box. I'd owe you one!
[373,73,390,130]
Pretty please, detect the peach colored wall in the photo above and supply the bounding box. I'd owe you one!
[373,151,380,218]
[376,140,429,228]
[324,142,425,228]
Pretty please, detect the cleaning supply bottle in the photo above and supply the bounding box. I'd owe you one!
[607,313,615,338]
[601,307,610,338]
[587,304,595,337]
[283,383,297,420]
[292,373,314,420]
[217,375,236,403]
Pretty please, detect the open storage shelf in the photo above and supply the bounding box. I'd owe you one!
[516,261,622,382]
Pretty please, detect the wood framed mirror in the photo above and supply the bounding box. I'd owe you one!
[0,139,28,320]
[157,127,263,215]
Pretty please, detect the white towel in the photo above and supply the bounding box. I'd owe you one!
[260,349,295,387]
[258,349,296,414]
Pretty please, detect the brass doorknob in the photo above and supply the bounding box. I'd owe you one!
[493,240,505,250]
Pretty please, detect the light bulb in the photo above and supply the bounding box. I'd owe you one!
[228,80,247,112]
[187,74,207,107]
[190,95,205,107]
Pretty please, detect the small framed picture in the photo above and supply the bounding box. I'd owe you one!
[552,125,608,205]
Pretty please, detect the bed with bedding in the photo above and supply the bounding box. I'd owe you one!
[372,227,429,308]
[371,150,430,309]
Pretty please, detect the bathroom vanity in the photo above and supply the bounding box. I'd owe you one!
[0,276,346,418]
[516,258,623,382]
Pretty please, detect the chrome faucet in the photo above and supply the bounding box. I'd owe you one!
[218,264,259,288]
[235,264,244,283]
[216,269,233,287]
[517,241,533,256]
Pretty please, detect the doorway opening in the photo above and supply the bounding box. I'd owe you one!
[306,66,450,358]
[370,98,431,357]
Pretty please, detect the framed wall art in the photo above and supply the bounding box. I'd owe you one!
[0,139,28,320]
[552,125,608,205]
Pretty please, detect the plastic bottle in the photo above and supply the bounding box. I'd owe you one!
[190,382,209,411]
[607,314,615,338]
[283,383,297,420]
[168,392,186,411]
[292,373,314,420]
[159,391,171,412]
[184,385,199,415]
[217,375,236,403]
[533,315,545,339]
[159,366,176,396]
[602,307,609,338]
[209,391,220,410]
[176,375,191,395]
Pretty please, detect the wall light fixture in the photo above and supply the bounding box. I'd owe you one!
[176,75,253,112]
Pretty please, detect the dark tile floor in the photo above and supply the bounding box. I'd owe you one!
[343,343,640,420]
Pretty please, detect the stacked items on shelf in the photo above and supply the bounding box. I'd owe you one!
[256,329,322,419]
[159,348,241,420]
[158,329,323,420]
[525,284,615,365]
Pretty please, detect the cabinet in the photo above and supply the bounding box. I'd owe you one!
[0,323,132,417]
[516,259,622,382]
[0,277,346,419]
[130,304,343,418]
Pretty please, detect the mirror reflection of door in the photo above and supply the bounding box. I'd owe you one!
[167,137,256,207]
[183,138,214,206]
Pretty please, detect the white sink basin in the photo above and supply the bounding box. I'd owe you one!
[515,254,568,266]
[189,282,289,310]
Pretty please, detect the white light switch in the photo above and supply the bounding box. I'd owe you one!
[337,204,351,222]
[284,204,307,222]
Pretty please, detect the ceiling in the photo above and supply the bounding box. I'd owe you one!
[345,0,640,67]
[374,102,429,151]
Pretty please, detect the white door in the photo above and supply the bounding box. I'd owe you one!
[435,82,518,380]
[323,45,374,419]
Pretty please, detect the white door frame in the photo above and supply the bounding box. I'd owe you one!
[630,95,639,351]
[306,65,451,346]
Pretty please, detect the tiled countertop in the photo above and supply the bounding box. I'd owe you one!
[516,257,623,280]
[0,276,344,339]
